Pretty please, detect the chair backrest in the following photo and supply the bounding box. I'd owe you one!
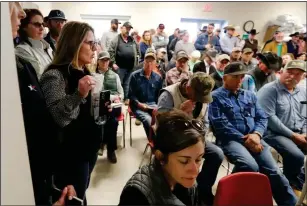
[214,172,273,206]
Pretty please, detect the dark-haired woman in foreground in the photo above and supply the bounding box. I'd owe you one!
[119,110,205,205]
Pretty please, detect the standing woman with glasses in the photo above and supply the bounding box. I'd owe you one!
[15,9,53,80]
[40,21,100,204]
[119,110,205,205]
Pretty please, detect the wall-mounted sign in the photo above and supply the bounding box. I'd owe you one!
[203,4,212,12]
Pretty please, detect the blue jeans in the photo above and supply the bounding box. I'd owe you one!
[118,68,133,100]
[197,141,224,205]
[264,134,305,190]
[132,104,157,138]
[221,139,297,206]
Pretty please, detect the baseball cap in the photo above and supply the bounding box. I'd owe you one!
[217,54,230,62]
[47,10,66,21]
[191,50,201,59]
[284,60,306,72]
[145,48,156,59]
[243,48,253,54]
[158,24,165,29]
[111,19,121,24]
[205,49,218,62]
[98,51,110,60]
[123,21,133,28]
[189,72,215,103]
[224,62,248,76]
[232,47,241,52]
[257,52,280,71]
[176,51,189,61]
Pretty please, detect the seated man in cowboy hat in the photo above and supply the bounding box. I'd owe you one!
[287,32,300,58]
[242,52,282,93]
[243,29,259,57]
[257,60,307,198]
[219,25,242,55]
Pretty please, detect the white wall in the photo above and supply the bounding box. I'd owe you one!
[1,2,35,205]
[44,1,307,43]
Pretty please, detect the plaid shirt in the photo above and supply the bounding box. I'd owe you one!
[165,67,192,86]
[209,87,268,144]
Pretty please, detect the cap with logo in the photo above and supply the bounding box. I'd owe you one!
[176,51,189,61]
[98,51,110,60]
[123,22,133,29]
[158,24,165,29]
[243,48,253,54]
[224,62,248,76]
[111,19,121,25]
[284,60,306,72]
[257,52,281,71]
[190,72,215,103]
[205,49,218,62]
[217,54,230,62]
[47,10,66,21]
[145,48,156,59]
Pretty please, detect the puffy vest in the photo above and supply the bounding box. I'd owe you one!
[103,69,118,95]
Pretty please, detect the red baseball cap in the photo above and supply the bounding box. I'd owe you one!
[158,24,165,29]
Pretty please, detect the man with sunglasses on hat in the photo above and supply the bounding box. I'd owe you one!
[101,19,121,51]
[152,23,169,51]
[211,54,230,90]
[44,10,67,52]
[242,52,282,93]
[157,72,224,205]
[209,62,297,206]
[257,60,307,198]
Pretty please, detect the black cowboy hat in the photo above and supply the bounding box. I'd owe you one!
[289,32,300,37]
[248,29,259,35]
[257,52,281,71]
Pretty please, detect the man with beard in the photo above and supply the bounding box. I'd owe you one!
[194,23,221,53]
[257,60,306,198]
[44,10,67,52]
[101,19,121,51]
[263,31,288,56]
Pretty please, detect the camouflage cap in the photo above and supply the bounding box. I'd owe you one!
[284,60,306,72]
[189,72,215,103]
[243,48,253,54]
[145,48,156,59]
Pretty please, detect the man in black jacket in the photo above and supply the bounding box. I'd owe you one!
[193,49,217,74]
[44,10,67,52]
[167,28,179,61]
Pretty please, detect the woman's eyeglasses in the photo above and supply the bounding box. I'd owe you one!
[30,22,44,28]
[168,119,205,133]
[84,41,98,50]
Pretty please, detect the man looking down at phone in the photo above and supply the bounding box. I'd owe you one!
[208,62,297,205]
[129,48,163,138]
[257,60,307,197]
[157,72,224,205]
[96,51,124,163]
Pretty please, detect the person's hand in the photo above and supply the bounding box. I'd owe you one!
[137,103,148,111]
[53,185,76,206]
[180,100,195,114]
[243,134,263,154]
[78,75,96,98]
[113,96,121,103]
[105,102,112,112]
[245,133,261,145]
[205,44,212,49]
[291,133,307,146]
[113,64,119,70]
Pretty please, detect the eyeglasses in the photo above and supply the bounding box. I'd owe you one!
[168,119,205,134]
[84,41,98,50]
[30,22,44,28]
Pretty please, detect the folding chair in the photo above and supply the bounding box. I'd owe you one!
[214,172,273,206]
[126,106,135,147]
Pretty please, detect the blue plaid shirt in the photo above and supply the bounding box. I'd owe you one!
[128,69,163,110]
[209,87,268,144]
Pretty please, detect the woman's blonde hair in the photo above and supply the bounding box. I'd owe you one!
[48,21,94,69]
[140,30,152,46]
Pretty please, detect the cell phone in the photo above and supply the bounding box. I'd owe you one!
[52,185,83,205]
[99,90,111,116]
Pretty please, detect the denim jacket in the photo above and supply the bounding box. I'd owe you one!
[194,33,221,52]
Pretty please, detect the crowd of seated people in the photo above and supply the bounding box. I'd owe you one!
[9,1,307,205]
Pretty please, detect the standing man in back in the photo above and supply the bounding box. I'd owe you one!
[152,23,169,51]
[108,22,140,105]
[44,10,67,52]
[101,19,121,51]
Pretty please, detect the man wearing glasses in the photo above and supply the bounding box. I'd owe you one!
[44,10,67,52]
